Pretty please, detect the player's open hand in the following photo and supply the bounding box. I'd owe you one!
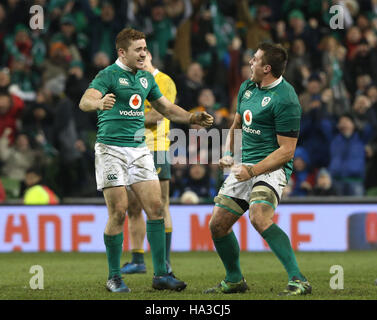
[232,164,252,182]
[99,93,116,110]
[190,111,214,128]
[219,156,234,169]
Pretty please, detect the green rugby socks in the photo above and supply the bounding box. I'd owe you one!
[165,230,172,266]
[131,250,145,264]
[147,219,167,276]
[261,223,305,281]
[213,231,243,283]
[104,232,123,279]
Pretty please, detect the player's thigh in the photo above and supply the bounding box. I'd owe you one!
[126,188,143,219]
[209,205,240,238]
[103,186,128,218]
[131,180,162,219]
[248,202,275,233]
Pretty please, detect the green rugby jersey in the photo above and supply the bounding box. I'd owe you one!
[88,59,162,147]
[236,76,302,181]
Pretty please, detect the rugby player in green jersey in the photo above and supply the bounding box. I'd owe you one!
[79,28,213,293]
[206,43,311,296]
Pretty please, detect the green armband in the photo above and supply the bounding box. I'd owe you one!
[224,151,233,157]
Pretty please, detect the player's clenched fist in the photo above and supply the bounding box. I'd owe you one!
[219,155,234,169]
[189,111,214,128]
[99,93,116,110]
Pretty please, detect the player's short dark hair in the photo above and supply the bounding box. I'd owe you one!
[115,28,146,51]
[258,42,288,78]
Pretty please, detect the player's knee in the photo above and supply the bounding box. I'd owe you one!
[109,203,127,225]
[127,206,142,219]
[209,217,226,238]
[249,204,272,233]
[148,199,163,219]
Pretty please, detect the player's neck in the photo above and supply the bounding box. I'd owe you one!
[259,74,279,88]
[117,57,137,73]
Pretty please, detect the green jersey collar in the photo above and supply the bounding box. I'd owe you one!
[260,76,283,90]
[115,58,134,73]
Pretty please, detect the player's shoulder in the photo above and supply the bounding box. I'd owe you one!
[240,79,257,93]
[275,78,300,106]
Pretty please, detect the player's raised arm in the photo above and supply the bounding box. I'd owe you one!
[79,88,116,112]
[150,95,214,128]
[219,113,242,169]
[144,108,164,127]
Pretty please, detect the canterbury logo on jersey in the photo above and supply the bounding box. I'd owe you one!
[242,124,261,135]
[119,110,144,116]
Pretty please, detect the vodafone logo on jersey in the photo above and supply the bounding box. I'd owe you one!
[129,94,142,109]
[243,110,252,126]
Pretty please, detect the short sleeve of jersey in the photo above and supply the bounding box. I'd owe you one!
[88,69,111,96]
[274,95,302,133]
[147,75,163,102]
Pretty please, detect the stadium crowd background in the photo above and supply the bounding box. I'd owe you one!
[0,0,377,204]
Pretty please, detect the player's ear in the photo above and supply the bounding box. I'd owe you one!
[118,48,126,58]
[264,64,271,74]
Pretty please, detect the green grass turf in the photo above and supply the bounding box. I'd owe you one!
[0,251,376,300]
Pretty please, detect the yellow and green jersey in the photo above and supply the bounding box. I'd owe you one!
[88,59,162,147]
[236,76,302,180]
[144,69,176,151]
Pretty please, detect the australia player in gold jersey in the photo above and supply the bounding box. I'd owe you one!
[121,50,177,276]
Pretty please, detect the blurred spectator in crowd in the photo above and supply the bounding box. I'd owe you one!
[329,114,365,196]
[0,90,24,145]
[310,168,337,196]
[284,38,312,95]
[81,0,122,61]
[0,129,42,183]
[236,1,273,51]
[42,41,71,86]
[51,13,88,62]
[346,36,377,94]
[0,67,11,91]
[319,35,350,115]
[21,88,56,157]
[87,51,111,80]
[181,164,216,201]
[299,74,334,169]
[351,95,377,143]
[173,0,214,72]
[164,0,192,28]
[180,190,199,204]
[290,147,316,197]
[23,167,59,205]
[193,88,229,131]
[354,73,372,97]
[285,9,320,67]
[176,62,204,110]
[146,0,174,67]
[365,131,377,192]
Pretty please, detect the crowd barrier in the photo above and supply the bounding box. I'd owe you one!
[1,199,376,252]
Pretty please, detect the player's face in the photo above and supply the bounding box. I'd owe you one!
[119,39,147,70]
[249,49,270,83]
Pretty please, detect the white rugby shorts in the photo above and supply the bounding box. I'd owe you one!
[218,165,287,204]
[95,142,158,191]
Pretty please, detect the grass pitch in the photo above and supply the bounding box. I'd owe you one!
[0,251,376,300]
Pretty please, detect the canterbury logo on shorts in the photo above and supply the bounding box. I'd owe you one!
[107,174,118,181]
